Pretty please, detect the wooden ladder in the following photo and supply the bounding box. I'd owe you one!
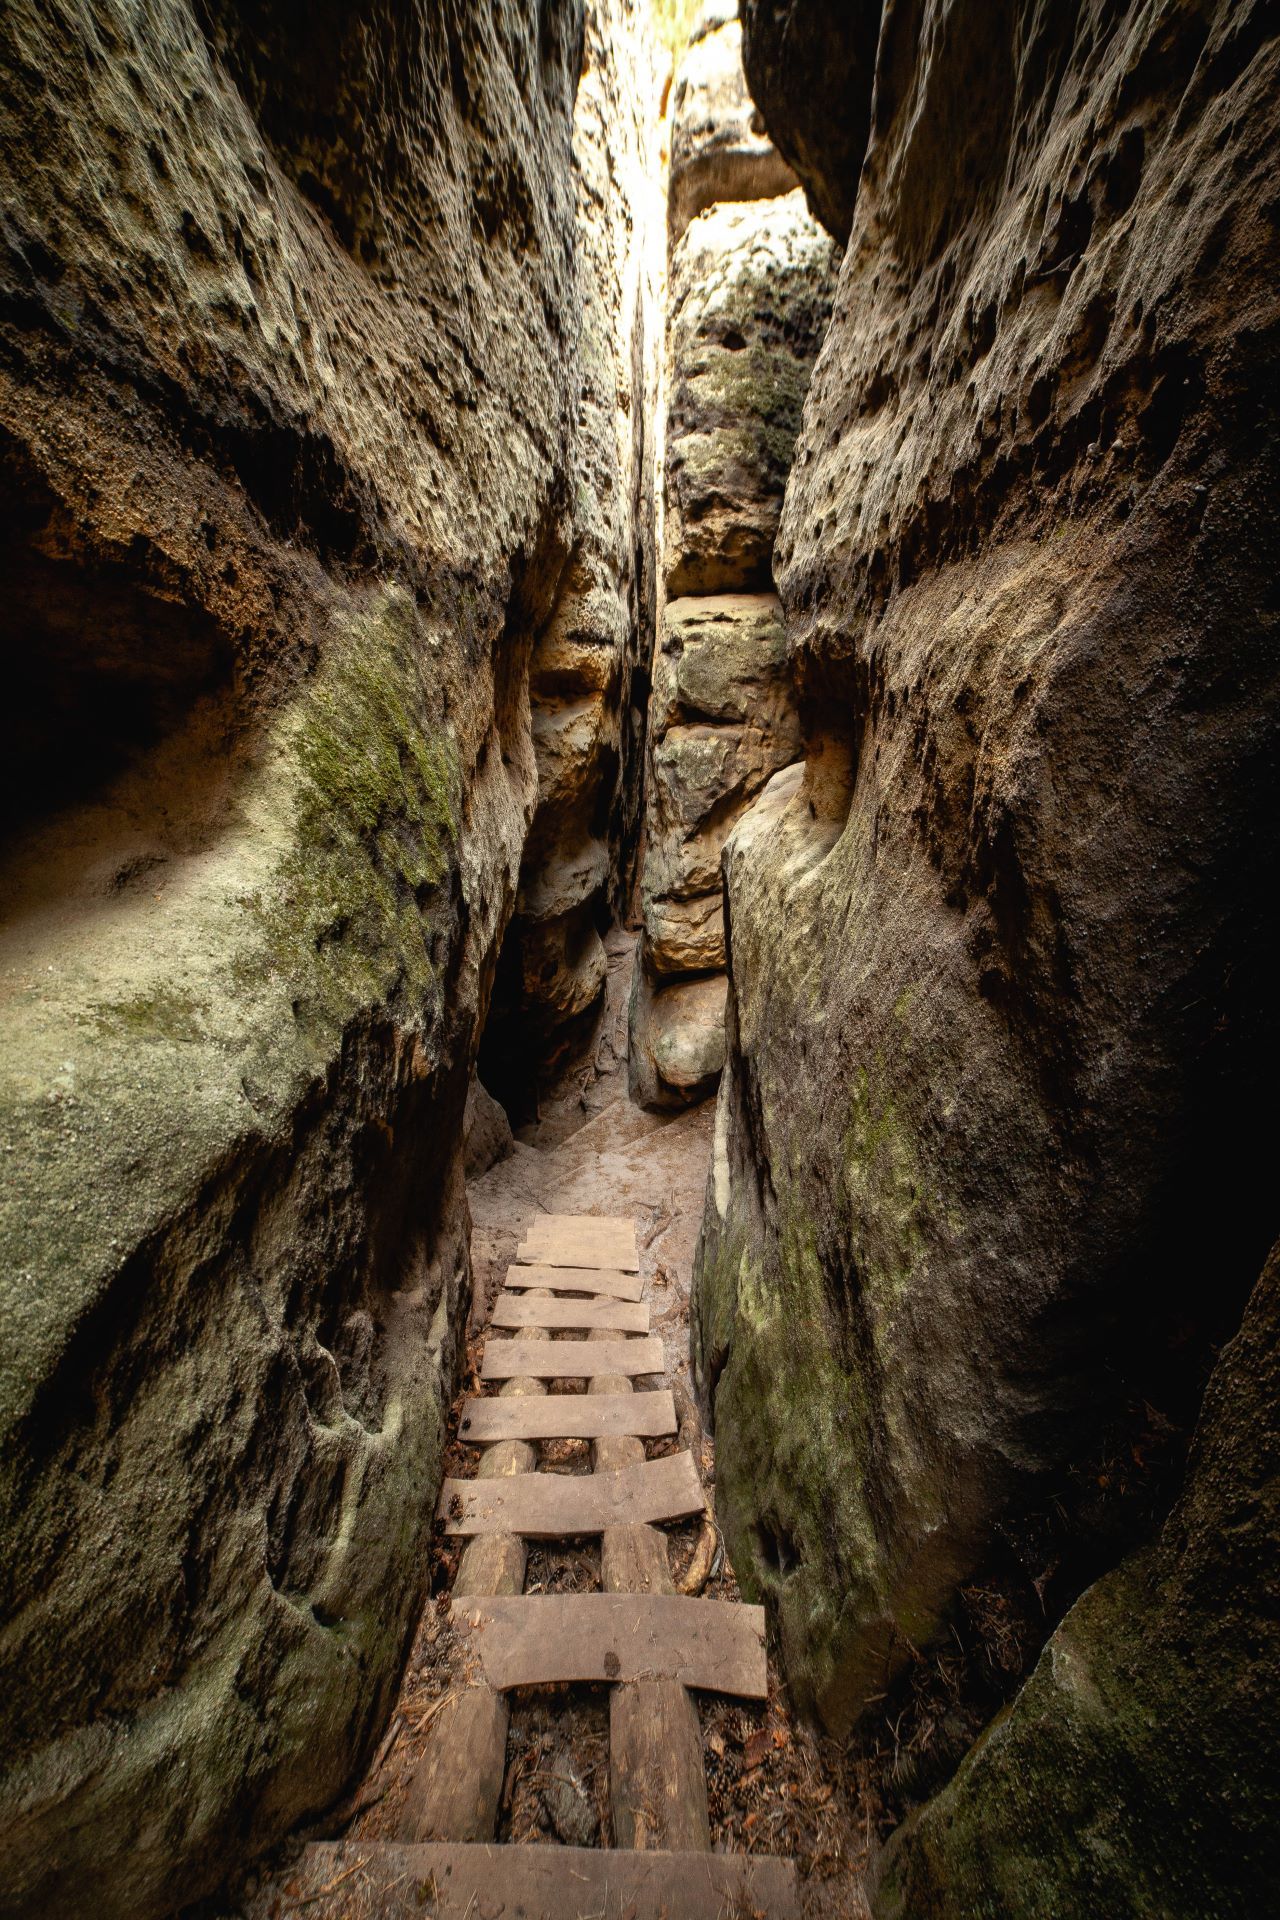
[288,1212,798,1917]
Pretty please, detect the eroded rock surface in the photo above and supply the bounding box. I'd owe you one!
[631,23,837,1114]
[638,595,801,991]
[664,193,837,599]
[0,2,592,1913]
[480,0,664,1110]
[874,1234,1280,1919]
[695,0,1280,1764]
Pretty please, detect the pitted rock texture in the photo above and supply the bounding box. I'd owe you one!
[668,1,797,245]
[664,191,839,598]
[695,0,1280,1749]
[479,0,663,1112]
[739,0,882,240]
[630,13,837,1118]
[0,2,587,1914]
[874,1235,1280,1920]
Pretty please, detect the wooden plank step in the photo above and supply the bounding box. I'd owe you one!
[518,1213,639,1272]
[458,1390,677,1443]
[491,1292,650,1333]
[439,1450,703,1537]
[481,1335,663,1380]
[294,1840,800,1918]
[450,1591,768,1697]
[504,1261,644,1301]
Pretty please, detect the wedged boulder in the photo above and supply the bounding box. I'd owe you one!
[873,1236,1280,1920]
[646,892,725,977]
[0,1,589,1913]
[665,192,839,596]
[669,1,796,244]
[694,0,1280,1747]
[629,969,728,1111]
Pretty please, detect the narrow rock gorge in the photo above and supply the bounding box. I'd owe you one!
[629,3,838,1108]
[0,2,1277,1917]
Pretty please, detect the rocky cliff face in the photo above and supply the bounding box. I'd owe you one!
[694,0,1280,1797]
[478,1,664,1113]
[738,0,881,240]
[0,3,594,1913]
[630,7,837,1111]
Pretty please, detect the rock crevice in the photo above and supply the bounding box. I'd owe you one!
[629,6,838,1111]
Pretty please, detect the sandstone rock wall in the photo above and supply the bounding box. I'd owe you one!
[694,0,1280,1772]
[739,0,882,240]
[630,8,838,1111]
[479,0,665,1113]
[875,1231,1280,1919]
[0,3,591,1913]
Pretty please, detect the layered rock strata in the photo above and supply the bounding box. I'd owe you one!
[479,0,663,1112]
[630,12,837,1111]
[0,2,600,1914]
[694,0,1280,1821]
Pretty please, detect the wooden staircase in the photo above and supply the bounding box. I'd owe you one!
[288,1212,798,1917]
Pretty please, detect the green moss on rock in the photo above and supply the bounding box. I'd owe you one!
[696,1183,895,1728]
[255,589,460,1035]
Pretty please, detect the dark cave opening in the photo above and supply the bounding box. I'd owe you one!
[0,460,234,847]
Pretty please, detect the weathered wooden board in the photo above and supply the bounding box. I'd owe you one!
[517,1213,639,1272]
[458,1391,677,1443]
[491,1292,650,1334]
[612,1678,710,1852]
[449,1592,768,1698]
[294,1841,800,1918]
[439,1451,703,1537]
[602,1522,674,1597]
[480,1335,663,1380]
[394,1687,507,1844]
[504,1261,644,1301]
